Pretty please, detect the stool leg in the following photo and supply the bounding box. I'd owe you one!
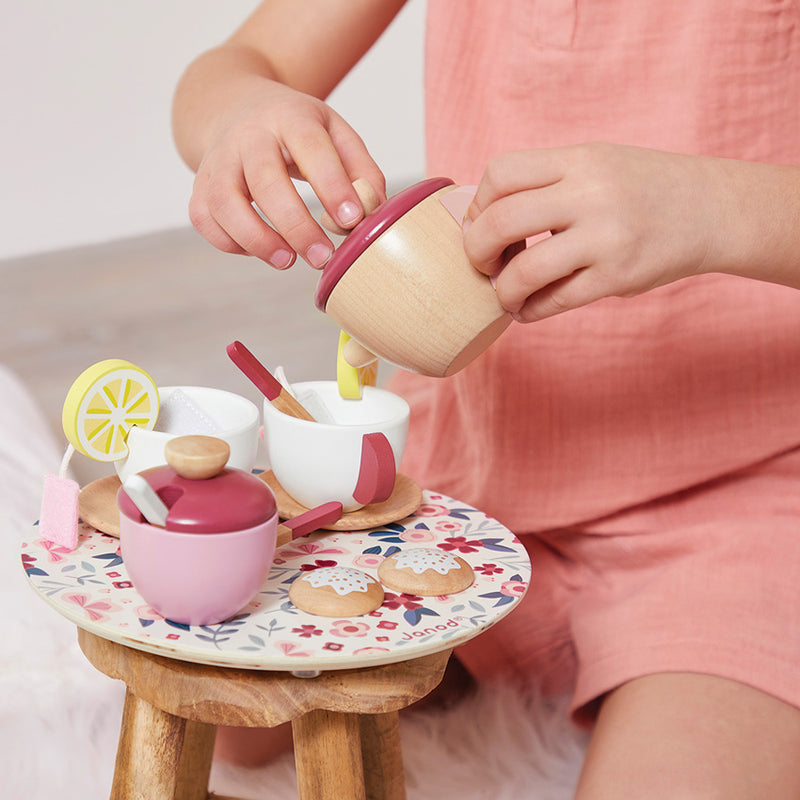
[111,688,214,800]
[175,719,217,800]
[292,709,367,800]
[359,711,406,800]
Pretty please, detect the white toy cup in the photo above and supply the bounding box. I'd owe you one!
[262,381,409,513]
[115,386,259,484]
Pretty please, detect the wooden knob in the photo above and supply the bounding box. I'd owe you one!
[342,337,378,368]
[164,435,230,480]
[320,178,382,236]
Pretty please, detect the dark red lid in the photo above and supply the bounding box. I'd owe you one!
[118,465,277,534]
[314,177,454,310]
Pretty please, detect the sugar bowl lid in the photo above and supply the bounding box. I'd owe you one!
[314,176,454,311]
[117,435,276,533]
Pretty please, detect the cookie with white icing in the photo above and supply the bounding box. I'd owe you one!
[289,566,385,617]
[378,547,474,596]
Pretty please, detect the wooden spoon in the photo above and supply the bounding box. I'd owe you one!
[227,340,316,422]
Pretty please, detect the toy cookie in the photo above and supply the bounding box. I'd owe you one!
[289,566,384,617]
[377,547,474,596]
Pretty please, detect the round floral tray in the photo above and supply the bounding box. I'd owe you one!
[21,491,531,672]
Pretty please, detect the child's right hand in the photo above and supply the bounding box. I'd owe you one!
[173,0,405,270]
[187,79,386,270]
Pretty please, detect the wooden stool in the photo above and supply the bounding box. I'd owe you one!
[78,629,452,800]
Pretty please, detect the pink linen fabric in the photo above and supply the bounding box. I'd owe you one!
[389,0,800,713]
[452,444,800,720]
[394,0,800,533]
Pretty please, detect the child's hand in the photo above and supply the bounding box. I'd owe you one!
[188,80,385,270]
[463,143,718,321]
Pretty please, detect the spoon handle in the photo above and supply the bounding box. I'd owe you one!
[122,474,169,527]
[276,501,344,547]
[227,341,316,422]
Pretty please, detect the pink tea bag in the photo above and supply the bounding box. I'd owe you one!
[39,445,79,550]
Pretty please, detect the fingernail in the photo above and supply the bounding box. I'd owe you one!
[269,249,294,270]
[306,242,333,269]
[337,201,361,226]
[462,201,477,227]
[511,312,524,322]
[462,216,472,234]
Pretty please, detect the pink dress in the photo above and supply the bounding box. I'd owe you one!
[390,0,800,718]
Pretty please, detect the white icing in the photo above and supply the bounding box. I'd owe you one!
[302,566,374,596]
[390,548,461,575]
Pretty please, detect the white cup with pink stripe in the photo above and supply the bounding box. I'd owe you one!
[262,381,409,513]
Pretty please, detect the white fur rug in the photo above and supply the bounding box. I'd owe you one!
[0,366,588,799]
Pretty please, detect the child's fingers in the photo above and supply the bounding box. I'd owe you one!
[512,267,611,322]
[188,172,248,256]
[286,125,371,235]
[464,185,572,276]
[466,149,566,223]
[328,115,387,203]
[284,113,387,235]
[492,230,591,314]
[196,164,298,269]
[188,99,387,268]
[240,138,335,268]
[188,203,248,258]
[320,178,382,234]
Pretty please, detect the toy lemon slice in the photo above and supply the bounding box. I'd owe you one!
[61,359,159,461]
[336,330,378,399]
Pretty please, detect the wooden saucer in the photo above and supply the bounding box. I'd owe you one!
[259,471,422,530]
[78,474,122,537]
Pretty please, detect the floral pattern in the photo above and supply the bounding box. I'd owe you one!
[21,492,531,672]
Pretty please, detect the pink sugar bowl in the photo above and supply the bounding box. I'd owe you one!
[117,435,277,626]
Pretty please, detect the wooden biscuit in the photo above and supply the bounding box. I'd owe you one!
[289,566,384,617]
[378,548,474,596]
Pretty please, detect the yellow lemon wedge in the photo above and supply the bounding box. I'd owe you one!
[61,359,159,461]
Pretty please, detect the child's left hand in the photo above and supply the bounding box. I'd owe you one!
[462,143,721,321]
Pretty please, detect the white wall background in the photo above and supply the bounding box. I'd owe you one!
[0,1,425,262]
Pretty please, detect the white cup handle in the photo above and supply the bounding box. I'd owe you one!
[352,432,396,505]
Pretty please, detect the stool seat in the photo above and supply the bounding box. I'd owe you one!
[78,629,452,800]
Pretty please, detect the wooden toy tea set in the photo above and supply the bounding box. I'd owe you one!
[30,175,530,628]
[21,187,532,798]
[29,324,532,624]
[26,341,530,655]
[35,345,493,626]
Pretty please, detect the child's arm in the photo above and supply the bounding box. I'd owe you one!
[462,143,800,321]
[172,0,406,268]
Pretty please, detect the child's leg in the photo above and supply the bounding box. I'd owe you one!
[575,672,800,799]
[214,722,294,767]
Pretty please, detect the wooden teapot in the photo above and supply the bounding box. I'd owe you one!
[316,178,514,378]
